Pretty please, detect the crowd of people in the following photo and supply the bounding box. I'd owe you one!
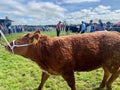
[0,23,14,35]
[56,19,114,36]
[0,24,36,35]
[80,19,105,33]
[0,19,115,37]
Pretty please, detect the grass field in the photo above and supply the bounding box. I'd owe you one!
[0,31,120,90]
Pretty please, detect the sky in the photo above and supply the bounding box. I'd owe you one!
[0,0,120,25]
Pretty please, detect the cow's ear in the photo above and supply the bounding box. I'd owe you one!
[33,33,40,40]
[31,33,40,44]
[34,30,40,34]
[24,33,30,37]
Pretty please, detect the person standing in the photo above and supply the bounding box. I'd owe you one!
[56,21,62,36]
[8,26,11,35]
[89,20,95,32]
[80,21,86,34]
[98,19,104,31]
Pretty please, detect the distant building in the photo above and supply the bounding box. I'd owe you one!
[0,16,14,34]
[0,16,13,27]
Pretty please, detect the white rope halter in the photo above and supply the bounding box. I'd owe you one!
[0,30,32,54]
[11,40,32,53]
[0,30,11,48]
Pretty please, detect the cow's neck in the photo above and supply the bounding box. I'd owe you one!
[22,44,49,71]
[22,44,40,62]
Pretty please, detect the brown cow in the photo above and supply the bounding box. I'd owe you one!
[5,31,120,90]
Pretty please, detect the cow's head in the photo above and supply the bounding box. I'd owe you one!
[5,30,40,55]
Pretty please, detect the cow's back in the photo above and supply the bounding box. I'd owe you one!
[36,31,120,74]
[71,31,120,71]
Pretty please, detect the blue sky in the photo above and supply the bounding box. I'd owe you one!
[0,0,120,25]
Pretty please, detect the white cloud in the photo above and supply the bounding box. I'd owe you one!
[114,10,120,13]
[0,0,120,25]
[0,0,28,17]
[0,0,66,25]
[65,5,120,24]
[94,5,111,14]
[27,1,66,18]
[63,0,100,3]
[0,0,26,12]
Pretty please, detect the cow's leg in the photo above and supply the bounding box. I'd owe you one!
[62,70,76,90]
[38,72,49,90]
[106,69,120,90]
[99,67,111,88]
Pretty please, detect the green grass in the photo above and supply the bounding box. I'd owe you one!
[0,30,119,90]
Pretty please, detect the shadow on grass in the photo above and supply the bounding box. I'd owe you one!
[33,88,38,90]
[93,87,107,90]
